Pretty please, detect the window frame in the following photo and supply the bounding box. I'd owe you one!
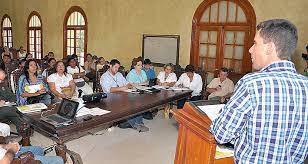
[63,6,88,65]
[190,0,256,74]
[1,14,13,48]
[27,11,43,59]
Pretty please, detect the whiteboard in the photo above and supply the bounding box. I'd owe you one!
[142,35,180,66]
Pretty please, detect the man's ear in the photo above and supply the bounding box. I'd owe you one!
[266,42,276,56]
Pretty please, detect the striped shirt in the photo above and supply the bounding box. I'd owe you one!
[210,61,308,163]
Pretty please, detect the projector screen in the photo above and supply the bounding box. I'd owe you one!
[142,35,180,66]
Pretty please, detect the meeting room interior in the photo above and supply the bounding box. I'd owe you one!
[0,0,307,163]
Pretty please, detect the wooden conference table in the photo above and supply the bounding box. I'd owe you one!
[18,89,192,161]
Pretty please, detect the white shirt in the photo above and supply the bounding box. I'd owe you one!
[157,71,177,83]
[175,73,203,97]
[47,73,73,93]
[18,51,26,59]
[207,77,234,99]
[0,123,10,160]
[67,66,85,74]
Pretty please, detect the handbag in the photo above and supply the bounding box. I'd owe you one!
[74,78,85,87]
[27,93,47,104]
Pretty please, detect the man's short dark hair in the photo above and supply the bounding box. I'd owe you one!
[185,64,195,73]
[3,54,11,59]
[48,58,56,63]
[109,59,120,66]
[144,59,152,65]
[306,45,308,50]
[256,19,298,60]
[220,67,229,73]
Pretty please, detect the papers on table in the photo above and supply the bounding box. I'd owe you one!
[169,87,190,91]
[197,104,225,121]
[17,103,47,113]
[215,144,234,159]
[76,107,110,117]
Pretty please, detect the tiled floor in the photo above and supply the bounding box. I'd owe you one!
[27,111,179,164]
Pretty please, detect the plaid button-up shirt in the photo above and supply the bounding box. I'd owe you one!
[210,61,308,163]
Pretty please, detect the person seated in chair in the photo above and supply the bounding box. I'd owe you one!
[126,57,148,86]
[143,59,155,80]
[206,67,234,103]
[17,46,26,60]
[157,63,177,87]
[175,65,203,109]
[1,47,13,59]
[2,55,11,68]
[0,65,22,133]
[0,123,64,164]
[16,59,51,106]
[101,59,149,132]
[42,58,56,81]
[48,61,77,102]
[96,57,108,71]
[67,57,93,95]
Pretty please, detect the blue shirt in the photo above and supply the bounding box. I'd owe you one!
[143,68,155,80]
[126,69,147,84]
[210,61,308,163]
[16,74,49,106]
[100,71,128,93]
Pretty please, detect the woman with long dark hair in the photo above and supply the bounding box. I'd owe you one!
[16,59,51,106]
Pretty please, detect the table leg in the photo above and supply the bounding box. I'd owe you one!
[55,143,67,163]
[19,122,31,146]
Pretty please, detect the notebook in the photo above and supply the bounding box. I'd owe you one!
[40,98,79,127]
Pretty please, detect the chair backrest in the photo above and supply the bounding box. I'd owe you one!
[195,67,208,99]
[10,69,23,94]
[95,65,109,92]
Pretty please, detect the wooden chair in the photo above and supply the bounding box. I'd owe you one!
[95,65,109,92]
[195,67,208,100]
[10,69,23,94]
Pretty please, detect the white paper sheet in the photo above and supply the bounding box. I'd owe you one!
[198,104,225,121]
[76,107,110,117]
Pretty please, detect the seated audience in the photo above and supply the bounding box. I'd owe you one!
[157,63,177,87]
[0,123,64,164]
[101,59,149,132]
[0,65,22,132]
[84,53,96,82]
[1,47,13,59]
[67,57,93,95]
[48,61,76,101]
[143,59,155,80]
[96,57,107,70]
[16,59,51,106]
[25,53,33,60]
[17,46,26,59]
[126,57,148,86]
[175,65,203,108]
[42,58,56,79]
[206,67,234,103]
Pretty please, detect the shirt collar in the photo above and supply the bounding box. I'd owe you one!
[260,60,297,73]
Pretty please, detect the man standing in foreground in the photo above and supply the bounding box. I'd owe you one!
[210,19,308,163]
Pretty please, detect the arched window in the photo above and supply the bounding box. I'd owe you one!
[27,11,43,59]
[190,0,256,79]
[64,6,87,65]
[1,15,13,48]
